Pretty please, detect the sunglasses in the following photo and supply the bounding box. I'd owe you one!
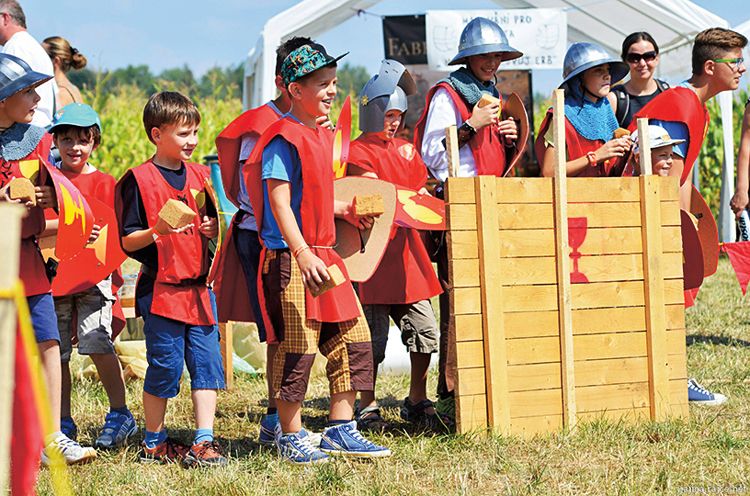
[625,51,657,64]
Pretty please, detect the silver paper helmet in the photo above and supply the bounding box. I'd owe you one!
[448,17,523,66]
[359,59,416,133]
[559,42,628,90]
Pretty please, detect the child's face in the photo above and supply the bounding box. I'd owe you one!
[378,109,403,140]
[0,86,41,124]
[467,53,503,83]
[152,121,199,162]
[582,64,612,98]
[54,128,97,172]
[651,144,674,177]
[708,48,746,91]
[291,66,337,118]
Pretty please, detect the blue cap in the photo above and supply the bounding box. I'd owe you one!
[49,103,102,133]
[0,53,52,102]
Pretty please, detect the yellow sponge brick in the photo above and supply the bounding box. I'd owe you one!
[8,177,36,205]
[354,194,384,216]
[478,93,501,116]
[158,198,196,229]
[309,264,347,297]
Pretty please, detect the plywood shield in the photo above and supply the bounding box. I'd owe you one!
[334,177,396,282]
[690,185,719,277]
[501,92,529,177]
[681,209,705,290]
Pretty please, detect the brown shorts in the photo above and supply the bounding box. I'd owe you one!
[262,249,374,403]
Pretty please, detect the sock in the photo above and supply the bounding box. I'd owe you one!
[326,419,349,428]
[144,429,167,449]
[110,406,131,417]
[193,428,213,445]
[266,407,277,415]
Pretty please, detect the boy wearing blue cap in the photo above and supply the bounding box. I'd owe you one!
[0,53,97,464]
[47,103,137,449]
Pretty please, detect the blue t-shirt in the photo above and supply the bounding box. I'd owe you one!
[260,125,304,249]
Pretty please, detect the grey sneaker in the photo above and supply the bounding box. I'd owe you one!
[42,434,97,465]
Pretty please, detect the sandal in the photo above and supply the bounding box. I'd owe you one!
[355,406,387,432]
[400,397,455,433]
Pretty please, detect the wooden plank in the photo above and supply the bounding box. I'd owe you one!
[505,311,559,338]
[455,314,483,342]
[507,363,561,391]
[0,204,24,492]
[667,352,688,380]
[569,177,678,202]
[450,258,480,288]
[474,175,510,433]
[445,125,460,178]
[445,177,475,204]
[503,285,558,312]
[456,367,487,396]
[666,304,686,330]
[576,382,650,412]
[509,388,563,417]
[448,230,478,259]
[455,341,484,369]
[498,203,555,229]
[219,322,234,390]
[573,307,645,334]
[510,415,563,437]
[507,336,561,365]
[552,88,576,431]
[574,332,647,360]
[666,328,686,350]
[499,229,555,257]
[669,379,688,414]
[446,203,476,230]
[575,357,649,386]
[664,279,685,305]
[450,287,481,315]
[455,394,488,433]
[496,177,553,203]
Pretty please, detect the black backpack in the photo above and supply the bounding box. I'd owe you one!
[613,79,670,126]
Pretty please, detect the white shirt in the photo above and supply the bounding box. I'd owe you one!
[420,87,477,182]
[2,31,57,128]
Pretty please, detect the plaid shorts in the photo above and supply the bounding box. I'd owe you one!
[262,249,374,403]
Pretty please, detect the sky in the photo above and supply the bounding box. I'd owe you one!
[21,0,750,96]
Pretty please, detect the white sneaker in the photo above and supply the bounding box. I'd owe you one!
[42,434,97,466]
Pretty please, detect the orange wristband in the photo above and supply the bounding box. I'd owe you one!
[293,245,310,258]
[586,151,597,167]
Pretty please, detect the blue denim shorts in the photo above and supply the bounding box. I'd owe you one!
[28,293,60,344]
[136,288,225,398]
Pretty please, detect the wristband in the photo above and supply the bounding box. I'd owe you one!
[293,244,310,258]
[586,151,597,167]
[460,121,477,136]
[151,228,160,241]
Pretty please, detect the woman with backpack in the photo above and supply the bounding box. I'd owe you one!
[608,32,669,127]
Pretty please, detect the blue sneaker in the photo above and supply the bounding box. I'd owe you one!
[687,378,728,406]
[276,431,330,464]
[320,421,391,458]
[95,411,138,449]
[259,414,278,447]
[60,416,77,441]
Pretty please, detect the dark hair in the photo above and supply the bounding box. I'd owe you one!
[692,28,748,75]
[142,91,200,143]
[275,36,314,76]
[43,36,87,72]
[51,124,101,147]
[621,32,659,60]
[0,0,25,28]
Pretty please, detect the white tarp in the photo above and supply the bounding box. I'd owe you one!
[425,9,567,71]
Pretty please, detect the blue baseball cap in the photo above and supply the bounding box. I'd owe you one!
[49,103,102,133]
[0,53,52,102]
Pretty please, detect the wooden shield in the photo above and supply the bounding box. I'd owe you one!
[501,92,529,176]
[334,177,396,282]
[394,186,446,231]
[690,185,719,277]
[681,209,704,290]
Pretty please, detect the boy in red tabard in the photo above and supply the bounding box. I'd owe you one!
[245,43,390,464]
[212,36,323,447]
[46,104,135,449]
[347,60,449,432]
[0,53,97,465]
[115,91,226,467]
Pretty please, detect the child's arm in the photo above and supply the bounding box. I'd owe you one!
[731,103,750,217]
[541,137,632,177]
[334,199,374,230]
[121,218,193,252]
[347,163,377,179]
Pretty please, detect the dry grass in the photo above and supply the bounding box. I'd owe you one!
[36,258,750,495]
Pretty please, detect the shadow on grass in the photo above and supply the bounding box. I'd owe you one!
[686,335,750,347]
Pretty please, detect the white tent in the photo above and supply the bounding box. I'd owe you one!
[245,0,737,239]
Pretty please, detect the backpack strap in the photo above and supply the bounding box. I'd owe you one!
[655,79,670,92]
[612,85,629,126]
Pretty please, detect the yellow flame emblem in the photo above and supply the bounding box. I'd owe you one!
[19,159,39,182]
[60,183,87,233]
[332,129,347,179]
[191,188,206,209]
[397,190,441,225]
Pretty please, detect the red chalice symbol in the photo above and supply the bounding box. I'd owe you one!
[568,217,588,283]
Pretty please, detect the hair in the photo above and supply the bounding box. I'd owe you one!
[692,28,748,75]
[43,36,87,72]
[621,32,659,60]
[0,0,25,28]
[275,36,314,76]
[142,91,200,143]
[51,124,101,147]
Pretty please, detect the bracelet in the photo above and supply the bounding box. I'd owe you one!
[150,228,159,241]
[293,244,310,258]
[586,151,598,167]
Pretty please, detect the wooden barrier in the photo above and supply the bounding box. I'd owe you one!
[446,104,688,436]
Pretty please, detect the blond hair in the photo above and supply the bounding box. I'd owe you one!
[43,36,87,72]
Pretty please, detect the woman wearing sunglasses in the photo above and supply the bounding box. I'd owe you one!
[608,32,670,127]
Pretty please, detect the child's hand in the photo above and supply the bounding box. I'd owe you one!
[198,216,218,238]
[418,187,430,196]
[595,137,632,162]
[153,217,194,236]
[468,100,499,130]
[296,249,330,293]
[731,189,749,218]
[340,199,375,230]
[497,118,518,146]
[87,223,101,244]
[0,184,33,209]
[316,115,334,130]
[35,185,56,209]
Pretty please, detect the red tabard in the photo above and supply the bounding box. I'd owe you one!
[535,108,609,177]
[125,161,214,325]
[348,135,442,304]
[413,82,506,176]
[210,103,281,324]
[61,169,115,206]
[627,87,708,185]
[246,118,361,330]
[0,134,53,296]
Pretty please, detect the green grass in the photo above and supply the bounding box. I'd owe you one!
[37,258,750,495]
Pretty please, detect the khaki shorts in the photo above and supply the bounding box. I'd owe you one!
[55,278,116,362]
[363,299,439,365]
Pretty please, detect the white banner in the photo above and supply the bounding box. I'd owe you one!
[426,9,567,71]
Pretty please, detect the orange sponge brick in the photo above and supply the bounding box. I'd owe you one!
[354,194,384,217]
[158,198,196,229]
[8,177,36,205]
[309,264,347,297]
